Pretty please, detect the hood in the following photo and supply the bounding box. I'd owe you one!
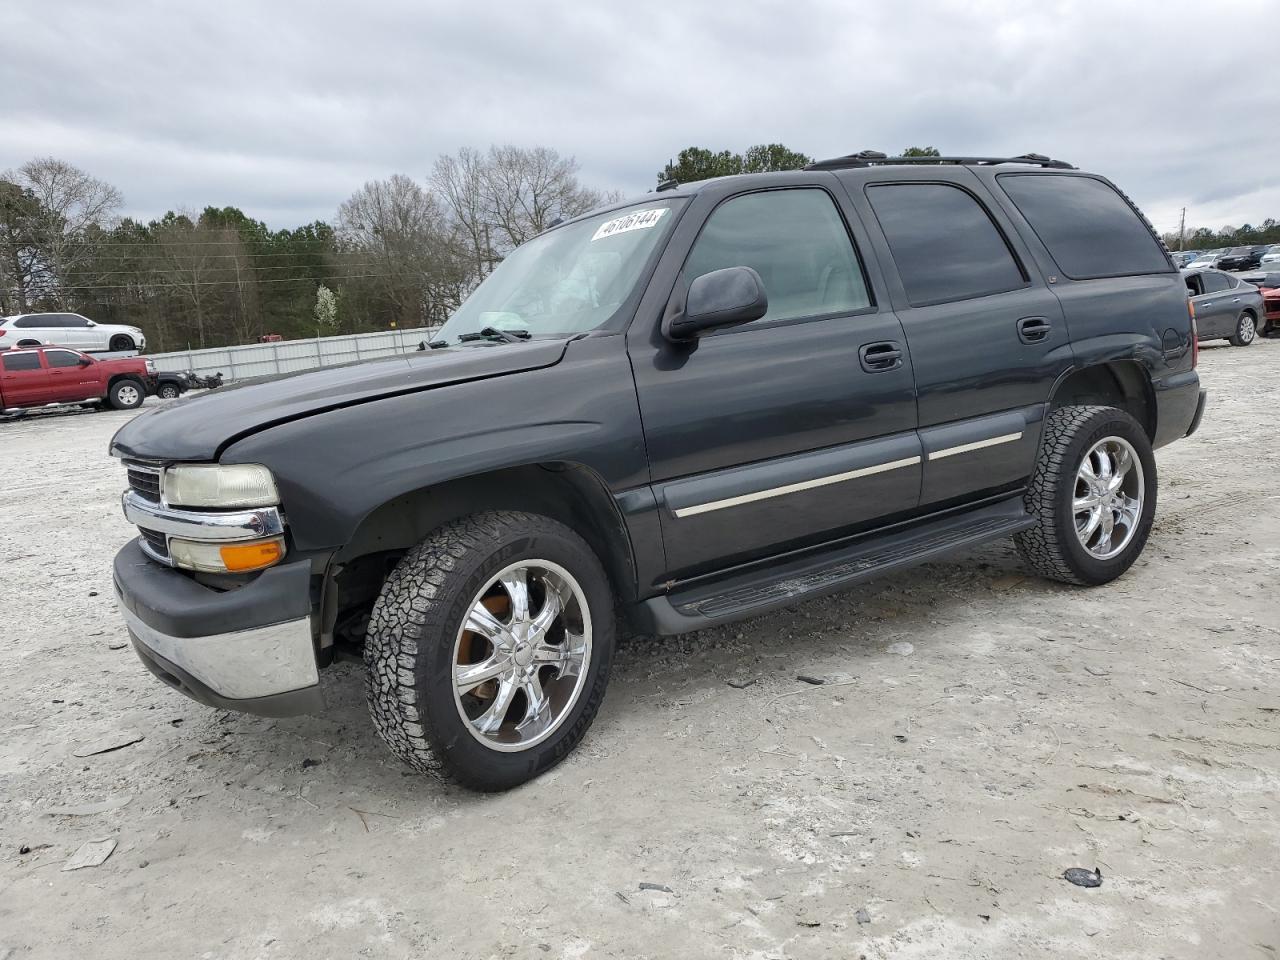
[110,339,569,462]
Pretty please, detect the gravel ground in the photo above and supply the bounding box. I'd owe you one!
[1,342,1277,960]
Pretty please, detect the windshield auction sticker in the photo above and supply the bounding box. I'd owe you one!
[591,208,668,242]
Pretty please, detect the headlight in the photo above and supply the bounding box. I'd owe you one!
[145,359,156,373]
[164,464,279,508]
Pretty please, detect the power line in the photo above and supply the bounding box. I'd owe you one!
[47,272,397,292]
[70,261,387,279]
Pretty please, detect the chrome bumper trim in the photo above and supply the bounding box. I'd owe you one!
[117,588,319,700]
[122,489,285,542]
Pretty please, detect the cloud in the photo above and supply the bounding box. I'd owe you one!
[2,0,1276,234]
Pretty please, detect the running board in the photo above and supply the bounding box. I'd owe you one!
[634,497,1035,635]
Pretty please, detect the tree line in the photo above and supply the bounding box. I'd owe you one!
[0,148,616,351]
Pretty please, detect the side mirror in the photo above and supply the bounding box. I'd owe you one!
[664,266,768,342]
[78,357,92,367]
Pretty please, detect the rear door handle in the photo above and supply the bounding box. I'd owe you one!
[859,341,903,372]
[1017,316,1052,343]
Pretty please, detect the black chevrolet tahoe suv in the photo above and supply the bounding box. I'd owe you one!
[111,152,1206,790]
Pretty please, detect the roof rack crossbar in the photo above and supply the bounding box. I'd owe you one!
[805,152,1075,171]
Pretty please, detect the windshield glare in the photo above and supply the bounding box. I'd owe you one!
[436,201,681,343]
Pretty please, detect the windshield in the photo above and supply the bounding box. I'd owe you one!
[435,201,682,343]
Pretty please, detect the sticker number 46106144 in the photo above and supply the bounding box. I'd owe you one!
[591,208,667,242]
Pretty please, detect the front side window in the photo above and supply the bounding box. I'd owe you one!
[1,352,41,371]
[998,174,1172,280]
[435,200,683,343]
[45,350,82,368]
[681,189,871,324]
[867,183,1026,306]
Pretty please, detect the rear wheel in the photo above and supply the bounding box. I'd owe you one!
[1229,312,1256,346]
[1015,405,1157,586]
[364,511,615,791]
[109,335,136,352]
[108,379,143,410]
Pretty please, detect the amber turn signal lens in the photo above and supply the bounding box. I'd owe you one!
[219,537,285,572]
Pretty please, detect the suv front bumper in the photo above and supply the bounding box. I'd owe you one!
[112,540,323,716]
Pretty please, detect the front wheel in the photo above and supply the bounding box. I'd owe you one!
[1015,405,1157,586]
[364,511,615,791]
[108,379,144,410]
[1229,312,1256,347]
[109,335,136,352]
[157,383,181,400]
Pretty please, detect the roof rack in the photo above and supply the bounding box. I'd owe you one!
[805,150,1075,171]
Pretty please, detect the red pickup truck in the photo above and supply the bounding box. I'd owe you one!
[0,345,154,413]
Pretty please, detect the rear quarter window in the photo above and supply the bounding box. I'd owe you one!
[998,174,1172,280]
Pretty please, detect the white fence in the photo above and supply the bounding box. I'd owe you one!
[149,326,442,382]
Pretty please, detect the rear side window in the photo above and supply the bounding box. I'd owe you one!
[683,188,872,324]
[45,350,82,368]
[866,183,1026,306]
[1202,272,1231,293]
[2,352,41,371]
[998,175,1172,280]
[13,317,42,329]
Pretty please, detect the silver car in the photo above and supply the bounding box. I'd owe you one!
[1182,268,1266,346]
[0,312,146,353]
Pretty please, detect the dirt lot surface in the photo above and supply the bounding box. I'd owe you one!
[1,342,1278,960]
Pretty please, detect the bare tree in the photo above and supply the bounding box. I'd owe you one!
[431,147,492,279]
[337,174,468,324]
[152,214,241,349]
[12,158,122,306]
[433,146,616,275]
[481,145,607,248]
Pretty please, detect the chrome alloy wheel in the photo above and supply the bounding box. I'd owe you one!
[1073,436,1144,560]
[451,560,591,752]
[1238,314,1256,344]
[117,383,141,406]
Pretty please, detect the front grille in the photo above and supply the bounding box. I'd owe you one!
[138,527,170,559]
[126,464,162,503]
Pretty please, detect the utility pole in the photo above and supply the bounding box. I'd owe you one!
[1178,207,1186,252]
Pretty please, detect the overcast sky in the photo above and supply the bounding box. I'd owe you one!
[2,0,1276,238]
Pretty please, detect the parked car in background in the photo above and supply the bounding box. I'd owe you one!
[1183,268,1266,345]
[1216,245,1270,272]
[1259,245,1280,267]
[1170,250,1200,268]
[1185,248,1227,270]
[1241,271,1280,335]
[0,346,153,412]
[149,370,191,400]
[0,313,146,352]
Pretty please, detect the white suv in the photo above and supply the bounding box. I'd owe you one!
[0,313,146,353]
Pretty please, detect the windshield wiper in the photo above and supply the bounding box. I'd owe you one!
[457,326,531,344]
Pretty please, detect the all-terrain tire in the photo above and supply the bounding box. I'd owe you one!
[1015,405,1157,586]
[364,510,615,791]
